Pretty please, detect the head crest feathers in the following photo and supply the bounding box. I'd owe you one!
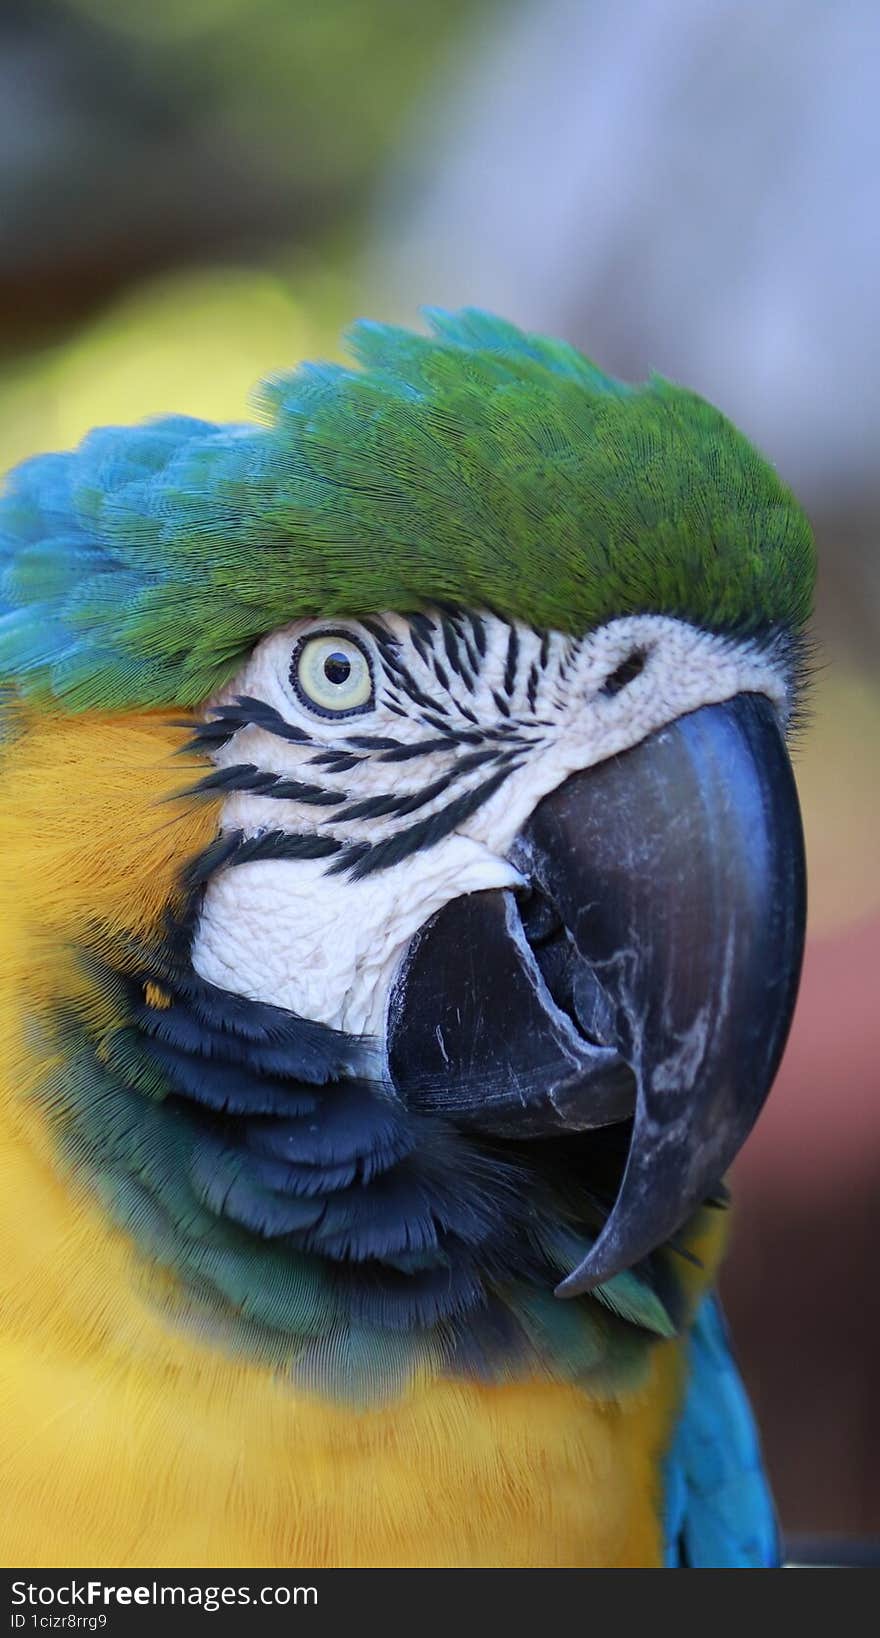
[0,309,814,711]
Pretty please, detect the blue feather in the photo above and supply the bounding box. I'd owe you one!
[663,1295,780,1568]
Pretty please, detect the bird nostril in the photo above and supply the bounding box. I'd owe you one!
[600,648,647,697]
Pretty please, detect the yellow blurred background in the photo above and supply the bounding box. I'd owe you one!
[2,0,877,1549]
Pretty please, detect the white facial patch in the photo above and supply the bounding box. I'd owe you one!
[188,611,792,1034]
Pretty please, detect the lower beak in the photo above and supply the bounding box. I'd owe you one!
[387,692,806,1295]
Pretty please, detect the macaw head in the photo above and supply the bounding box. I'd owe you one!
[0,311,814,1393]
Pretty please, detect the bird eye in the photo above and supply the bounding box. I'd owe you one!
[291,631,374,717]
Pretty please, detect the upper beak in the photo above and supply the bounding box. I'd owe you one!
[387,691,806,1296]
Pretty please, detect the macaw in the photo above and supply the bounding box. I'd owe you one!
[0,310,813,1569]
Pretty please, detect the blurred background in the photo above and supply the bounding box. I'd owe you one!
[2,0,877,1550]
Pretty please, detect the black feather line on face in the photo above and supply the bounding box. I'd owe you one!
[327,742,505,827]
[182,829,246,891]
[182,698,313,759]
[307,751,363,772]
[420,711,458,733]
[408,612,436,645]
[376,735,460,761]
[226,831,344,866]
[440,615,478,697]
[452,625,481,678]
[379,656,448,717]
[453,701,480,726]
[409,632,430,668]
[556,636,581,683]
[451,745,509,775]
[329,771,459,824]
[359,615,397,647]
[331,763,520,880]
[182,763,348,806]
[503,623,520,697]
[360,617,433,702]
[177,718,242,754]
[438,615,460,672]
[184,750,519,884]
[406,613,435,668]
[344,734,406,751]
[469,612,488,658]
[223,696,312,745]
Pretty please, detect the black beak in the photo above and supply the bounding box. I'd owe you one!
[387,692,806,1296]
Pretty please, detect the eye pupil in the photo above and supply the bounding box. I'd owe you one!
[323,653,352,686]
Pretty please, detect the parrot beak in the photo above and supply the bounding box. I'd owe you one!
[387,691,806,1294]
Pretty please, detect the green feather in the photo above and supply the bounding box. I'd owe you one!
[0,309,814,712]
